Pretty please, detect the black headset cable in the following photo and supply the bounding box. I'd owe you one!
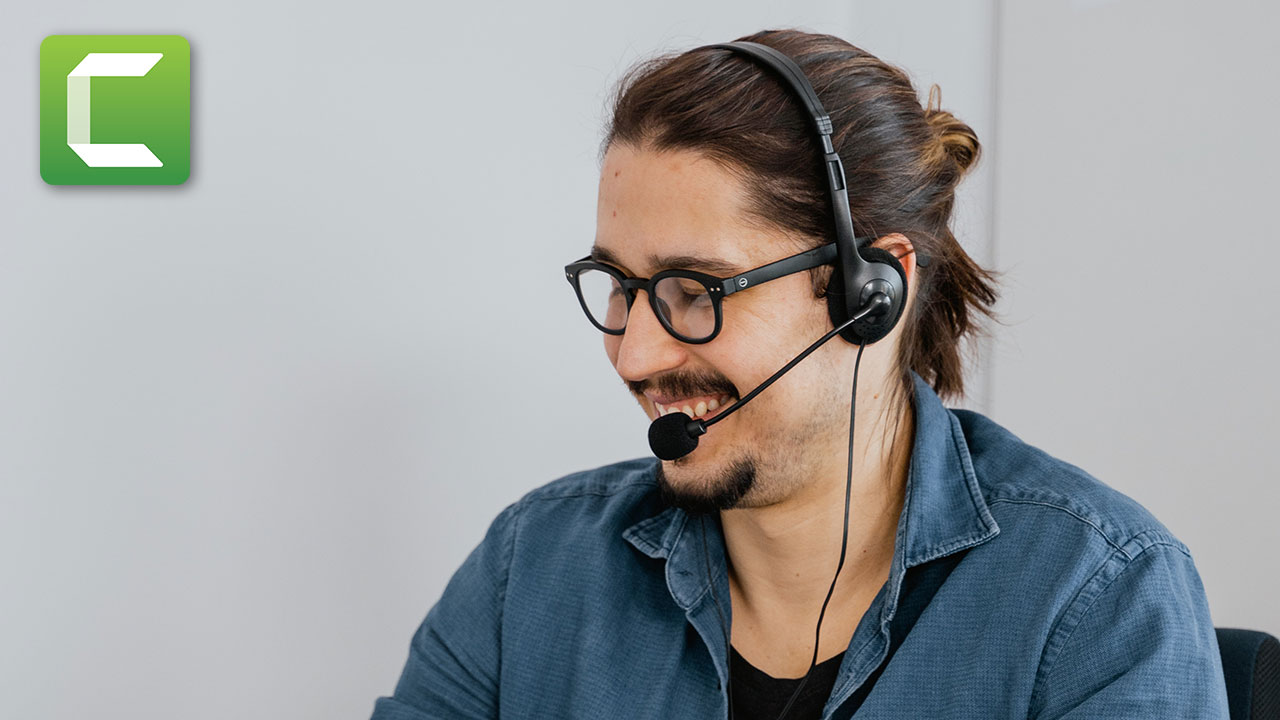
[773,339,865,719]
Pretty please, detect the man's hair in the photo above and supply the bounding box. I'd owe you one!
[599,28,1001,410]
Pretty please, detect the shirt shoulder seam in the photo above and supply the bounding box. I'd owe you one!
[986,497,1128,555]
[985,497,1190,559]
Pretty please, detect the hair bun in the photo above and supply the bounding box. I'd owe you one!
[924,84,981,176]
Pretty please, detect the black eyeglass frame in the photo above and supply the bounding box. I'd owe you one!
[564,238,877,344]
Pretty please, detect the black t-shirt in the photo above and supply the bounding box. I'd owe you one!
[729,646,846,720]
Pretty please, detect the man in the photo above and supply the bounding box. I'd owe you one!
[372,30,1229,719]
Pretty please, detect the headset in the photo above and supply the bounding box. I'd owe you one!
[704,40,916,346]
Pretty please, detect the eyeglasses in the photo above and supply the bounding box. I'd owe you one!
[564,240,863,344]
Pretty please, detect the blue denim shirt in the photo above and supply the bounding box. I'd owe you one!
[371,372,1229,719]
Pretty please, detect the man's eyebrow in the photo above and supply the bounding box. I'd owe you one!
[589,244,743,276]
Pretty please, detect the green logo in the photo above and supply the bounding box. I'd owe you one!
[40,35,190,185]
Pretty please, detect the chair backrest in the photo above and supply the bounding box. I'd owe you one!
[1216,627,1279,719]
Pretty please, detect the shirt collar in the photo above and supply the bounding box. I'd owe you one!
[622,370,1000,607]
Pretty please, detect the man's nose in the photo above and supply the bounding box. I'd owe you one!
[612,290,687,382]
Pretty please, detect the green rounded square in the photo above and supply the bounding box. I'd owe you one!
[40,35,191,186]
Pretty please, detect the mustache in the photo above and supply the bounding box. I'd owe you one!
[626,371,739,400]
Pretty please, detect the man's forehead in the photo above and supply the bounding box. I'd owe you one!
[595,146,790,276]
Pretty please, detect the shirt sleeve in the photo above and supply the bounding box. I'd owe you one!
[370,501,521,720]
[1029,540,1230,719]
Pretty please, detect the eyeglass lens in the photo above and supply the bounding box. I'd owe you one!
[576,268,717,340]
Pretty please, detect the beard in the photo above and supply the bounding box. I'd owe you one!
[656,454,758,514]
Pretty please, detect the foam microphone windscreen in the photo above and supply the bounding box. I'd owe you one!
[648,412,700,460]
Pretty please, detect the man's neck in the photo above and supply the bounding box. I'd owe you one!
[720,398,913,674]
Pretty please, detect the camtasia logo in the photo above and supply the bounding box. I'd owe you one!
[40,35,190,185]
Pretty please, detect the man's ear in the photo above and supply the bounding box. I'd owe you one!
[872,233,917,290]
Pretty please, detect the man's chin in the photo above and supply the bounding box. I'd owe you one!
[656,456,756,514]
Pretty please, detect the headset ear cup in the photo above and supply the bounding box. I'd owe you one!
[825,245,908,345]
[858,244,908,297]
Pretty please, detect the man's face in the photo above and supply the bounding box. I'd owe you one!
[593,143,855,512]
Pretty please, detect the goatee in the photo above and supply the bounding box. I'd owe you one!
[656,456,757,513]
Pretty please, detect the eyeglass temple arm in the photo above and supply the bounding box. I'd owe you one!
[719,241,860,297]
